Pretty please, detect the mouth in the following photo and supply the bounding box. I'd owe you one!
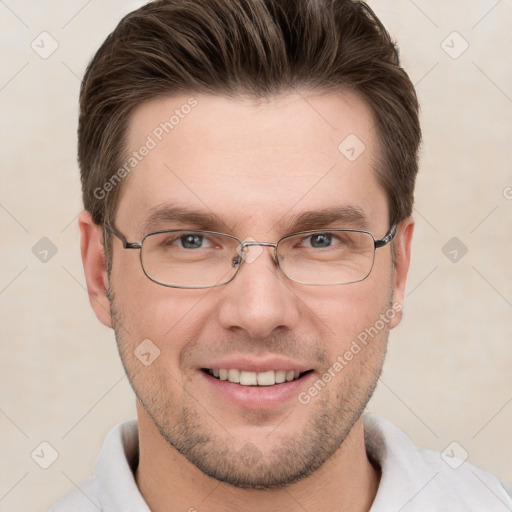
[202,368,313,386]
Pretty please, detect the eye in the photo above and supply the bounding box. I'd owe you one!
[158,233,212,250]
[178,233,209,249]
[307,233,334,248]
[296,232,344,249]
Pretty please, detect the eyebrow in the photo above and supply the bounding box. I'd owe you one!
[283,205,370,232]
[139,205,230,234]
[139,204,370,236]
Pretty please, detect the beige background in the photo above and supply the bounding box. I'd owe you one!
[0,1,511,510]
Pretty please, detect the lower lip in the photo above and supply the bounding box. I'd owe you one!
[200,370,315,410]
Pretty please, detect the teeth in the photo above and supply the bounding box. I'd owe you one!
[240,371,257,385]
[275,370,286,383]
[257,370,275,386]
[228,369,240,383]
[209,369,304,386]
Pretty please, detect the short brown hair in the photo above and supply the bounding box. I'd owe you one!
[79,0,420,233]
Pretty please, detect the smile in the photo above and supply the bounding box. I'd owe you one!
[203,368,312,386]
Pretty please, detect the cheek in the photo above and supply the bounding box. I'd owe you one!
[110,265,214,361]
[303,270,393,349]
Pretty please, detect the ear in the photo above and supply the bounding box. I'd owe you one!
[389,216,414,329]
[78,210,113,328]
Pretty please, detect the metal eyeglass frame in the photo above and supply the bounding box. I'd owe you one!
[105,224,398,289]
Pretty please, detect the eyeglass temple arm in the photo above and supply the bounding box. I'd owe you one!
[374,224,397,248]
[105,224,142,249]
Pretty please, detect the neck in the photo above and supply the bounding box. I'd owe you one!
[135,403,380,512]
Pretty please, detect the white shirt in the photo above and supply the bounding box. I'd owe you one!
[48,414,512,511]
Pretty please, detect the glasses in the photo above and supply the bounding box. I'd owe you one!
[106,224,397,289]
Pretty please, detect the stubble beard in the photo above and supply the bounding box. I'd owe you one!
[108,290,389,489]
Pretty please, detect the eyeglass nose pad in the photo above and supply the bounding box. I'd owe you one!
[234,242,251,265]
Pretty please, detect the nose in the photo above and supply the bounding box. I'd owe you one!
[217,245,301,339]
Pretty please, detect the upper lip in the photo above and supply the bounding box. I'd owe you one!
[200,357,312,373]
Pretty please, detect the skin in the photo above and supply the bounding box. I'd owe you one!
[80,91,414,512]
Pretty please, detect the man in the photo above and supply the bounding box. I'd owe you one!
[50,0,512,510]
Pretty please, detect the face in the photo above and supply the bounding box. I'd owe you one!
[84,91,412,488]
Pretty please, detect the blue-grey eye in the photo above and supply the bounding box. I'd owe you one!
[309,233,333,248]
[180,234,204,249]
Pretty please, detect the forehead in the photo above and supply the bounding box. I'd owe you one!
[118,91,387,236]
